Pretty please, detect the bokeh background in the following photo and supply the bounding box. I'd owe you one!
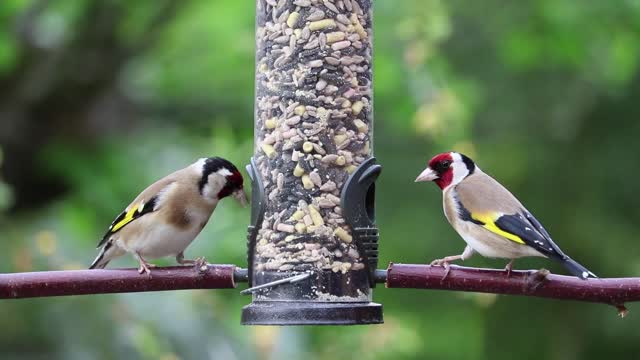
[1,0,639,359]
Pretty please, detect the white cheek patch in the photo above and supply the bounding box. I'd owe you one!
[450,152,470,186]
[203,174,226,200]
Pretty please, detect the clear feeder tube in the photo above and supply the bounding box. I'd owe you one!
[243,0,380,325]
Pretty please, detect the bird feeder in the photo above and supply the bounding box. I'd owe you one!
[242,0,381,325]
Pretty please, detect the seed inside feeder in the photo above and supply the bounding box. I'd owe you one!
[253,0,374,300]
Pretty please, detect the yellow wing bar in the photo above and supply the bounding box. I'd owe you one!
[111,202,144,232]
[471,212,526,245]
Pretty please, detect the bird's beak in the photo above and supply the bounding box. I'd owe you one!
[233,189,249,207]
[415,167,439,182]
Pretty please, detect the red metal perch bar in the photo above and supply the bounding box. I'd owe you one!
[385,263,640,316]
[0,265,239,299]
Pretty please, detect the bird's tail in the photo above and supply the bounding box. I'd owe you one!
[560,257,597,280]
[89,255,110,269]
[89,239,116,269]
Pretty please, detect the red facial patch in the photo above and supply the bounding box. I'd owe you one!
[229,170,244,188]
[428,153,454,190]
[217,170,244,198]
[428,153,453,168]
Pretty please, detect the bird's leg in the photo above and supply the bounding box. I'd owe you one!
[134,252,156,277]
[176,252,195,265]
[176,252,208,270]
[504,259,515,277]
[430,246,474,279]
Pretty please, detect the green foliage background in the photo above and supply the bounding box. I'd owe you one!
[1,0,639,359]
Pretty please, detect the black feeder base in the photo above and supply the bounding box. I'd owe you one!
[241,301,383,326]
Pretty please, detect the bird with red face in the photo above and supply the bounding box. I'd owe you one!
[90,157,247,275]
[416,152,596,279]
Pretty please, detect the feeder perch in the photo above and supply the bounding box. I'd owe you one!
[241,0,381,325]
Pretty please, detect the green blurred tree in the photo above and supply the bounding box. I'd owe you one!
[1,0,639,359]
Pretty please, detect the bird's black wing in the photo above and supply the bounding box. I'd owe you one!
[493,211,568,260]
[96,195,158,248]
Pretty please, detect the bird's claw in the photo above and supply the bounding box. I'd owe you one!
[430,258,448,267]
[441,265,452,280]
[430,258,452,280]
[176,254,207,272]
[504,260,514,277]
[137,262,155,278]
[194,256,208,273]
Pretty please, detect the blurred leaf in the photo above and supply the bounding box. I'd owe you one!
[0,33,17,74]
[0,0,639,359]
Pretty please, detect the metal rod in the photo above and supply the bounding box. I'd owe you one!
[239,272,312,295]
[234,268,249,283]
[374,269,388,283]
[0,265,238,299]
[386,263,640,316]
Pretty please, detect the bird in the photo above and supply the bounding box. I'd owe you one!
[90,157,248,275]
[415,151,596,279]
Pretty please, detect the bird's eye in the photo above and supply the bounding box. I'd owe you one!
[441,160,451,169]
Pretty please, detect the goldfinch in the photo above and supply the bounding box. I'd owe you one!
[416,152,596,279]
[90,157,247,275]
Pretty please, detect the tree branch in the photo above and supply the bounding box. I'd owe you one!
[0,265,239,299]
[385,263,639,317]
[2,263,638,318]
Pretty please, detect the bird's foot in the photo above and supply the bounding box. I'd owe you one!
[430,258,450,279]
[137,261,156,278]
[504,259,515,277]
[430,258,447,267]
[430,256,462,280]
[177,255,208,272]
[177,258,196,265]
[194,256,208,273]
[430,255,462,267]
[176,252,207,270]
